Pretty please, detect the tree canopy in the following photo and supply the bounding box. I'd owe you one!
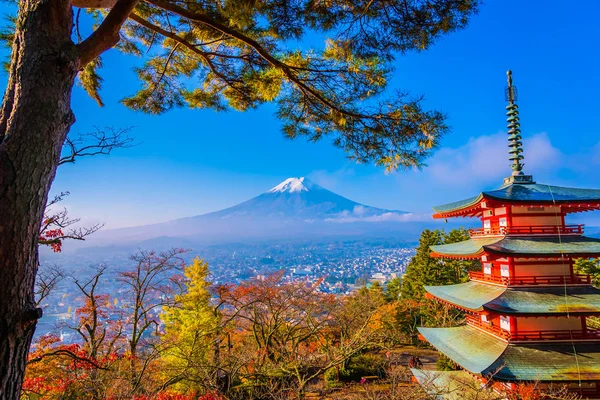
[69,0,477,169]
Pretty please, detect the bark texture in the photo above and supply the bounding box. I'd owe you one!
[0,1,78,398]
[72,0,118,8]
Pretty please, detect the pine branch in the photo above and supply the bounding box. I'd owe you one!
[145,0,361,120]
[77,0,140,66]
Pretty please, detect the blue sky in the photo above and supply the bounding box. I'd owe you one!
[6,1,600,228]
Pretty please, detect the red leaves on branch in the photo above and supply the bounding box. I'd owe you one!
[38,228,64,252]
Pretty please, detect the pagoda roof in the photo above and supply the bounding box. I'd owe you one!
[419,325,507,374]
[486,286,600,315]
[432,183,600,218]
[425,281,600,315]
[488,342,600,381]
[419,325,600,382]
[425,281,505,312]
[430,236,600,259]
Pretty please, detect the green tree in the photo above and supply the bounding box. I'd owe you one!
[574,258,600,287]
[0,1,479,396]
[385,276,403,302]
[159,257,218,393]
[401,229,444,300]
[443,228,481,283]
[401,228,480,300]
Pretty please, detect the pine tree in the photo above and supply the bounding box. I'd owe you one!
[0,1,479,395]
[401,229,445,300]
[574,258,600,287]
[385,277,402,302]
[401,228,480,300]
[443,228,481,283]
[160,257,218,393]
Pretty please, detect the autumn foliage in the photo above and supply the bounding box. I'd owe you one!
[24,252,405,399]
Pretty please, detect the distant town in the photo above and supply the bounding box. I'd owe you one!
[37,238,416,340]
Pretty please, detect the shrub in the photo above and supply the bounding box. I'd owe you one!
[325,354,387,385]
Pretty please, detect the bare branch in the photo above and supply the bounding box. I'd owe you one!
[35,265,64,307]
[59,126,135,166]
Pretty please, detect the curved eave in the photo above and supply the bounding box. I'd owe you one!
[430,251,484,260]
[483,286,600,316]
[484,236,600,257]
[426,283,600,316]
[419,325,600,382]
[424,282,506,313]
[432,195,484,219]
[431,236,600,259]
[486,342,600,382]
[432,183,600,219]
[418,326,507,375]
[430,238,502,259]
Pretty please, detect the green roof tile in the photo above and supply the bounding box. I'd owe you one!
[430,237,501,257]
[420,325,600,382]
[433,183,600,213]
[418,326,507,374]
[432,195,482,213]
[431,236,600,258]
[485,286,600,315]
[486,343,600,381]
[486,236,600,256]
[424,281,506,311]
[425,282,600,315]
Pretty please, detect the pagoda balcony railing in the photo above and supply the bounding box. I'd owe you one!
[511,329,600,342]
[469,224,584,238]
[466,316,600,342]
[469,271,592,286]
[466,316,510,340]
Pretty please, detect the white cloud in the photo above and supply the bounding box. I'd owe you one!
[426,132,563,187]
[325,211,433,223]
[309,133,600,215]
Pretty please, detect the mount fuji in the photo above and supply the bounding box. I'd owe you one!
[80,177,420,249]
[206,177,404,219]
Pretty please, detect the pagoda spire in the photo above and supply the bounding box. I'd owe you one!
[503,70,533,185]
[506,70,524,175]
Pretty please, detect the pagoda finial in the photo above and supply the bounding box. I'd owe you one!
[506,70,523,175]
[502,70,534,186]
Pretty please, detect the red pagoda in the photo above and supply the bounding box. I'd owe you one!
[415,71,600,398]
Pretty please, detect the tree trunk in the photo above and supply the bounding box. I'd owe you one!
[0,1,77,399]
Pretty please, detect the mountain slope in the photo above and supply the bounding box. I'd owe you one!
[82,177,412,247]
[207,177,401,219]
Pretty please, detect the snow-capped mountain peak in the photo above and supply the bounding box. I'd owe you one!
[268,177,315,193]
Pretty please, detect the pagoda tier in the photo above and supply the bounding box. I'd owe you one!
[430,236,600,259]
[425,282,600,315]
[418,325,600,382]
[432,183,600,219]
